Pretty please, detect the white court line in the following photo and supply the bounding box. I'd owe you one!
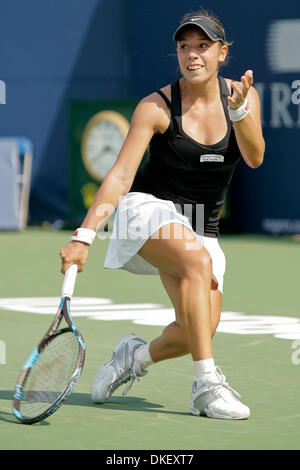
[1,297,300,340]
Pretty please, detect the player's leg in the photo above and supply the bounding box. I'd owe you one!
[160,272,222,336]
[137,225,249,419]
[148,272,222,362]
[137,223,214,361]
[210,280,222,336]
[92,223,213,401]
[92,223,249,419]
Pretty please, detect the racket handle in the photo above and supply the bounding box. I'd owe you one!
[62,264,78,298]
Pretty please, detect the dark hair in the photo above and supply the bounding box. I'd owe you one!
[178,10,233,66]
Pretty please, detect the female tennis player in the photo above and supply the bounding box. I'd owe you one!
[60,11,264,419]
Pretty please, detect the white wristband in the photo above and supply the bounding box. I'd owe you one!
[71,227,96,245]
[228,99,250,122]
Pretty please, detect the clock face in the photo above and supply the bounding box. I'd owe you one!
[81,111,130,182]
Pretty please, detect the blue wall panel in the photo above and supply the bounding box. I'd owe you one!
[0,0,129,222]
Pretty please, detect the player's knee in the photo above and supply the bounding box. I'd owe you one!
[181,249,212,281]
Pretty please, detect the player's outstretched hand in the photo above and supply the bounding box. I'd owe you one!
[228,70,253,110]
[60,241,89,274]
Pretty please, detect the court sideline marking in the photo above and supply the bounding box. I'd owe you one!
[0,297,299,340]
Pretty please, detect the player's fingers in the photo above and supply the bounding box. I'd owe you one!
[61,261,73,275]
[75,261,84,273]
[245,69,254,86]
[232,81,243,96]
[59,241,88,274]
[62,260,84,275]
[59,246,69,261]
[61,257,86,274]
[60,249,75,274]
[241,76,250,97]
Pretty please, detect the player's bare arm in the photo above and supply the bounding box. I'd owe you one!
[60,96,166,273]
[228,70,265,169]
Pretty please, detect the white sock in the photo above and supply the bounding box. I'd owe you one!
[134,344,154,369]
[194,358,216,380]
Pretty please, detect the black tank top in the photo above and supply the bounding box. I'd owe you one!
[129,76,241,238]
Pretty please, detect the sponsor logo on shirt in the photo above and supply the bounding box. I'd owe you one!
[200,154,224,163]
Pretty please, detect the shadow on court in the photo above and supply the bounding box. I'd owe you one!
[0,410,50,426]
[0,390,190,423]
[69,393,190,417]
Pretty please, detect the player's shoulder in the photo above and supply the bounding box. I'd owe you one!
[131,85,172,127]
[132,85,172,133]
[138,83,172,111]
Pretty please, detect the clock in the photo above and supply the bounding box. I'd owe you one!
[81,110,130,182]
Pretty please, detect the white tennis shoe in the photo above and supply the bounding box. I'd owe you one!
[190,366,250,420]
[91,333,148,403]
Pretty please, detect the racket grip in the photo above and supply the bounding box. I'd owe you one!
[62,264,78,298]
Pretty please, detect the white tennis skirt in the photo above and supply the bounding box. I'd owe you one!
[104,192,226,293]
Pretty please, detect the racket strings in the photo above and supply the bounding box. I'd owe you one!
[20,331,80,419]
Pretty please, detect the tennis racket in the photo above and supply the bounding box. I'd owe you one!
[13,264,86,424]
